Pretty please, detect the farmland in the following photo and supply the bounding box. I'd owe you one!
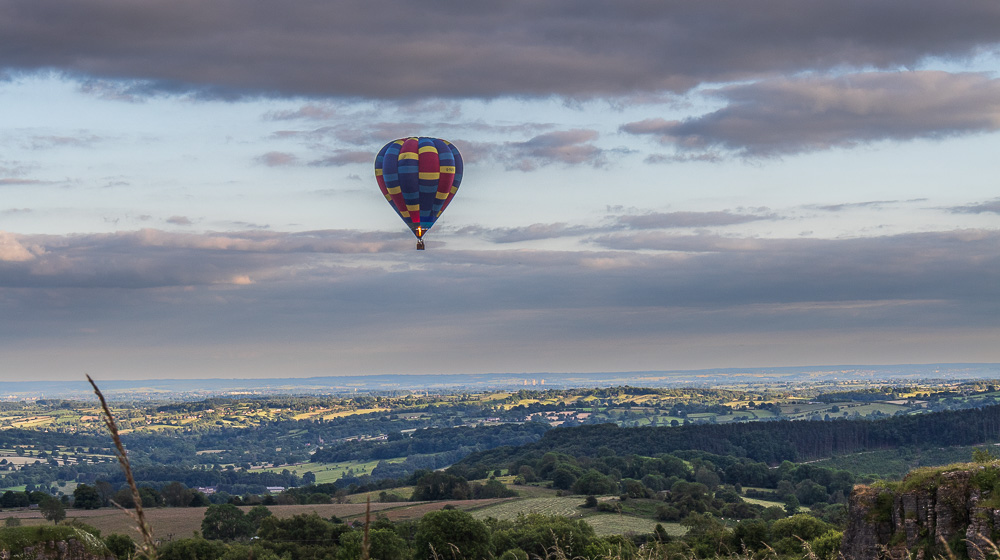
[468,495,685,537]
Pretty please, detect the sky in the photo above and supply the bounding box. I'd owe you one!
[1,0,1000,381]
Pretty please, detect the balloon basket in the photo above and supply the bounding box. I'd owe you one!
[416,239,425,250]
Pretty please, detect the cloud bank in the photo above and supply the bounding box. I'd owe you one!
[2,225,998,377]
[621,72,1000,156]
[3,1,1000,99]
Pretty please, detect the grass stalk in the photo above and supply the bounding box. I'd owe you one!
[362,495,371,560]
[87,374,157,559]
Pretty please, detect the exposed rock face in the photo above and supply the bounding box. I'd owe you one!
[0,538,113,560]
[842,467,1000,560]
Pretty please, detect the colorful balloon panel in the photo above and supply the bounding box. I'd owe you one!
[375,137,463,240]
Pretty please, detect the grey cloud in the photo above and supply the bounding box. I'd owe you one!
[5,1,1000,100]
[78,79,161,103]
[255,151,299,167]
[617,211,775,229]
[29,133,103,150]
[2,227,999,376]
[165,216,193,225]
[456,223,601,243]
[0,178,49,186]
[949,198,1000,214]
[453,210,776,243]
[496,130,608,171]
[581,229,1000,311]
[264,104,341,121]
[622,71,1000,156]
[644,152,725,164]
[309,150,371,167]
[272,121,546,150]
[0,229,400,289]
[0,161,32,177]
[814,199,927,212]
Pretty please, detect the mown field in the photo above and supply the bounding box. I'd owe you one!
[470,496,585,519]
[467,496,683,537]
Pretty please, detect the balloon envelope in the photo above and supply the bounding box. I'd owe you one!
[374,137,463,245]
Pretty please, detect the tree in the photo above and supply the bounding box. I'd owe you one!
[201,504,254,541]
[257,512,348,560]
[1,491,29,509]
[40,496,66,525]
[246,504,272,531]
[491,513,596,559]
[411,471,471,501]
[95,480,115,506]
[157,537,228,560]
[337,528,408,560]
[784,494,801,517]
[104,534,136,560]
[139,486,163,508]
[112,488,136,508]
[472,479,516,499]
[550,467,578,491]
[572,470,616,496]
[413,509,490,560]
[161,481,194,507]
[73,484,103,509]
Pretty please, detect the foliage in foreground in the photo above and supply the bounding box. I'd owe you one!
[0,525,111,557]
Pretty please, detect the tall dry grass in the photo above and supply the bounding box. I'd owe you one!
[88,375,157,559]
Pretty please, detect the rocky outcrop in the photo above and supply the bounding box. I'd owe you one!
[842,466,1000,560]
[0,538,114,560]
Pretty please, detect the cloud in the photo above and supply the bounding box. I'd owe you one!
[621,71,1000,157]
[308,150,371,166]
[29,133,103,150]
[0,178,49,186]
[1,227,998,377]
[456,223,601,243]
[616,210,775,229]
[78,79,163,102]
[495,129,609,171]
[5,1,1000,100]
[0,232,37,262]
[263,104,341,121]
[165,216,193,225]
[0,229,399,289]
[445,210,775,243]
[813,200,927,212]
[949,198,1000,215]
[255,151,299,167]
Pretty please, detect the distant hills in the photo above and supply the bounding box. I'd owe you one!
[1,363,999,400]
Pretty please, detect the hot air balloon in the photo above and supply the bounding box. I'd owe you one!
[374,137,463,250]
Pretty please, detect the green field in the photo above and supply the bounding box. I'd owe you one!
[469,496,680,537]
[256,458,404,484]
[470,496,586,520]
[584,515,684,537]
